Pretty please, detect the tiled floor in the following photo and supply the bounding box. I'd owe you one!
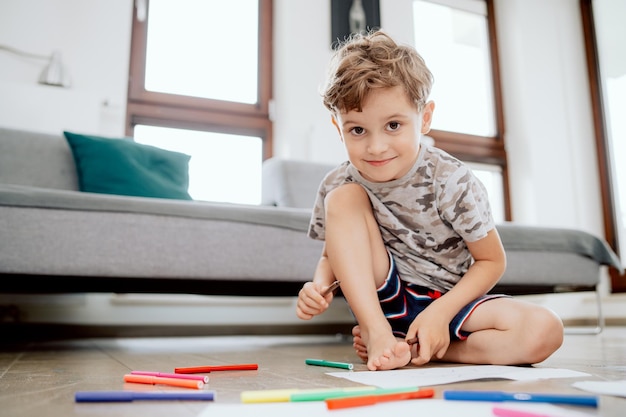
[0,327,624,417]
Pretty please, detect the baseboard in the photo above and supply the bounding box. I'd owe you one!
[1,322,356,344]
[563,317,626,326]
[3,292,625,336]
[0,293,356,327]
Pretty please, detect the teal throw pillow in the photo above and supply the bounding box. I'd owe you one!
[64,131,192,200]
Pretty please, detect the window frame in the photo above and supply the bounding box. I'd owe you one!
[580,0,624,292]
[422,0,511,221]
[125,0,508,218]
[125,0,274,160]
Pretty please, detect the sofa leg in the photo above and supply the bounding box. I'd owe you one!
[564,287,604,335]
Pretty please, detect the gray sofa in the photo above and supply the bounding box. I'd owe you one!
[0,127,325,297]
[0,127,622,329]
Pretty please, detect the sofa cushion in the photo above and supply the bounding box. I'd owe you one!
[64,131,192,200]
[0,127,79,191]
[262,158,336,208]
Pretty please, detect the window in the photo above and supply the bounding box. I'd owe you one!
[414,0,495,137]
[413,0,509,222]
[126,0,273,204]
[468,162,505,222]
[134,126,262,204]
[144,1,260,104]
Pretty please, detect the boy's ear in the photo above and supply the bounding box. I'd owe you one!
[420,101,435,134]
[331,115,344,141]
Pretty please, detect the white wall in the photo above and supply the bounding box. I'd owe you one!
[0,0,132,136]
[0,0,604,238]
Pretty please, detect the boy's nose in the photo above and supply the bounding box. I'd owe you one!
[367,137,388,155]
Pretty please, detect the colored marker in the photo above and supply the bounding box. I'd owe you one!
[325,388,435,409]
[492,406,558,417]
[75,391,215,402]
[322,280,341,296]
[131,370,209,383]
[305,358,353,370]
[175,364,258,373]
[406,337,419,345]
[443,390,598,408]
[241,386,376,403]
[241,389,301,403]
[293,386,422,402]
[123,374,203,389]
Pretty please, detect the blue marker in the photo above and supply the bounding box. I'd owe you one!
[75,391,215,402]
[443,390,598,407]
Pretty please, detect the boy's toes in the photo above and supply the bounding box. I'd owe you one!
[367,359,378,371]
[355,351,368,362]
[351,325,361,337]
[353,332,363,344]
[352,331,366,352]
[353,341,367,353]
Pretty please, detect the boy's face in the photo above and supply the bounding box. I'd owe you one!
[333,86,434,183]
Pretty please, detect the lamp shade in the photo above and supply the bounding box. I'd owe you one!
[39,50,71,88]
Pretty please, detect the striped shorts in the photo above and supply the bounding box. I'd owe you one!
[377,252,507,341]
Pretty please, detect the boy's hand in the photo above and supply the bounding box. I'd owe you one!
[296,281,335,320]
[406,309,451,366]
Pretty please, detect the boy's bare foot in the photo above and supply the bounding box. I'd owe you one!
[351,325,412,371]
[352,325,369,362]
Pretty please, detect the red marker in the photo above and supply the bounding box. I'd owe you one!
[325,388,434,410]
[175,364,258,373]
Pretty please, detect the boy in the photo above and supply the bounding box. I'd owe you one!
[296,30,563,371]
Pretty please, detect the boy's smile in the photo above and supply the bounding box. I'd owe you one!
[335,86,434,183]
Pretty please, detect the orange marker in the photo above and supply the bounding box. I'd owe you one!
[123,374,203,389]
[325,388,434,410]
[175,364,258,373]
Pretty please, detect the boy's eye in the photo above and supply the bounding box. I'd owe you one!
[387,122,400,131]
[350,126,365,135]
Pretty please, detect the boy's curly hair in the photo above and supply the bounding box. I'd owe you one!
[323,30,433,114]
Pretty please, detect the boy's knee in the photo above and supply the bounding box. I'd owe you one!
[524,308,564,363]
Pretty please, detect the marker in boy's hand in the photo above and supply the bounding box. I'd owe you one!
[322,280,341,296]
[296,280,335,320]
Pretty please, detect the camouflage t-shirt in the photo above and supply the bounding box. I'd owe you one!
[308,144,495,293]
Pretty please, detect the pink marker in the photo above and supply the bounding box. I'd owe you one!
[131,371,209,383]
[492,406,556,417]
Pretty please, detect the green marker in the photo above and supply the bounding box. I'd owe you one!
[291,386,420,402]
[305,358,353,370]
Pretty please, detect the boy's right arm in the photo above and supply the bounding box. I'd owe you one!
[296,246,337,320]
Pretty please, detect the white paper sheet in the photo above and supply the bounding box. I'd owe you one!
[198,399,595,417]
[573,380,626,397]
[326,365,591,388]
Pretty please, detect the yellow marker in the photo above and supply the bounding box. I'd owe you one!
[241,389,299,403]
[240,386,377,404]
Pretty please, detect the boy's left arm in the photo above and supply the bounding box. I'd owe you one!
[407,228,506,365]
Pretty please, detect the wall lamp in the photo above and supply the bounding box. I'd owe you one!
[0,44,71,88]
